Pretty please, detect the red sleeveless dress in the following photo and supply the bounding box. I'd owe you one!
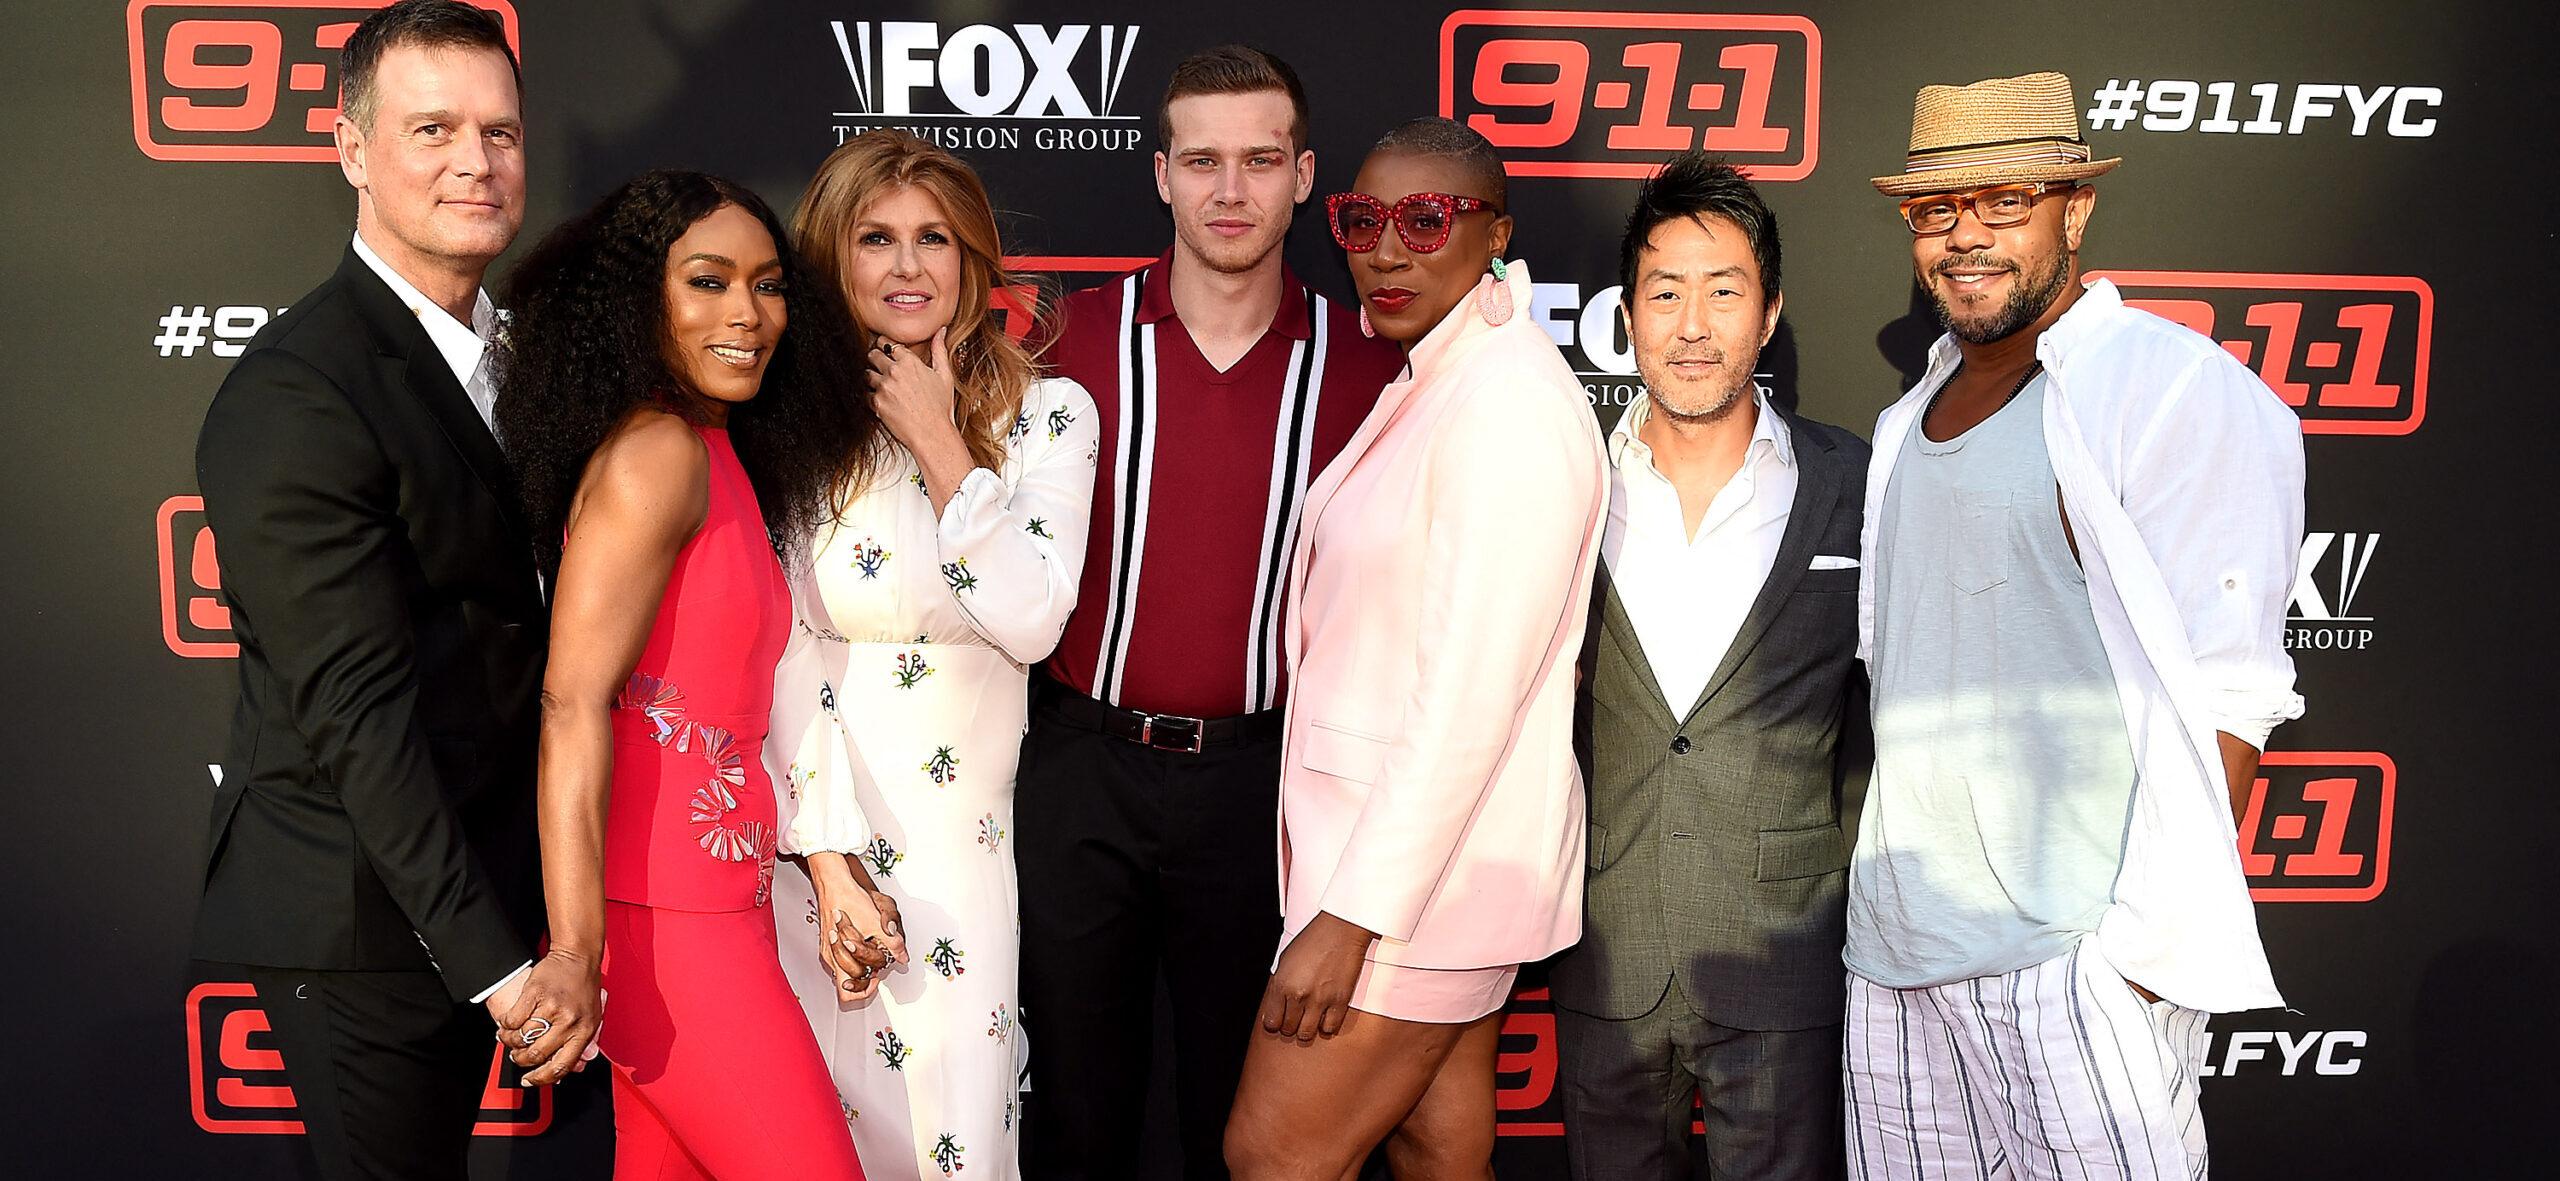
[592,424,864,1179]
[603,425,788,911]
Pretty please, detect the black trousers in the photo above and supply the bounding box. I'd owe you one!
[195,960,495,1181]
[1015,695,1283,1181]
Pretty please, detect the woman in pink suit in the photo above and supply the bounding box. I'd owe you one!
[491,171,886,1178]
[1224,119,1607,1180]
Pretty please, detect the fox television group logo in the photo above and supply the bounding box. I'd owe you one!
[128,0,522,162]
[827,21,1147,151]
[1439,10,1819,181]
[2290,532,2380,652]
[2094,270,2434,436]
[188,982,548,1134]
[1516,283,1772,412]
[1527,282,1638,403]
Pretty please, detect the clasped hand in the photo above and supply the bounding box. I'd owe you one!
[491,949,603,1087]
[812,858,907,1002]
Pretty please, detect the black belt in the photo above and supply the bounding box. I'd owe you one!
[1035,679,1282,754]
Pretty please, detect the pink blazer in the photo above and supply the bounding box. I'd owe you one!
[1277,261,1607,971]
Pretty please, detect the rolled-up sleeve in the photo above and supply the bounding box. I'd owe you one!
[2120,352,2307,749]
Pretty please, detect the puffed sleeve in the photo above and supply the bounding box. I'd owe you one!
[931,377,1101,664]
[770,563,874,856]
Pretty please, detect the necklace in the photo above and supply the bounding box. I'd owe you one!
[1925,357,2045,430]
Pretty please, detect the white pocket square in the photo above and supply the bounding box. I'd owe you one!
[1809,555,1860,571]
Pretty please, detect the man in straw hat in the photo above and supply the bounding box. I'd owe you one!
[1843,71,2306,1177]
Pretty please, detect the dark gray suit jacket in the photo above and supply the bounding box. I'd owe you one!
[1550,407,1869,1031]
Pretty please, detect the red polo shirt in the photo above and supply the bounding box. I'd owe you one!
[1040,253,1404,718]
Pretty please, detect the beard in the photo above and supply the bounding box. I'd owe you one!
[1636,347,1756,423]
[1927,246,2074,344]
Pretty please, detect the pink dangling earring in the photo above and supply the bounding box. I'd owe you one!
[1358,306,1376,338]
[1477,257,1513,326]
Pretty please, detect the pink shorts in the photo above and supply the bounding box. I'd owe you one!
[1348,957,1520,1024]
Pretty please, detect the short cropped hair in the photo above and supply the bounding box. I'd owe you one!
[1158,45,1309,153]
[1618,152,1781,305]
[341,0,518,135]
[1371,117,1507,210]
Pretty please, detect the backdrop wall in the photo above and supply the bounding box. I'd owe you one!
[7,1,2553,1176]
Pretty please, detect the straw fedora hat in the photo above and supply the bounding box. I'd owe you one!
[1871,71,2120,196]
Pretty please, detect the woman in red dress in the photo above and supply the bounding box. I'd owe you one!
[491,170,886,1177]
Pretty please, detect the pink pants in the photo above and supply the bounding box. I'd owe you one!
[600,900,865,1180]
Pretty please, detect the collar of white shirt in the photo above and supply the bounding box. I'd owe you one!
[1608,383,1793,477]
[350,231,498,407]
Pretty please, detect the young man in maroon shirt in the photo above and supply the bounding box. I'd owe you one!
[1019,45,1405,1181]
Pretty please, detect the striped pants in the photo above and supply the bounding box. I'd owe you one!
[1844,943,2212,1180]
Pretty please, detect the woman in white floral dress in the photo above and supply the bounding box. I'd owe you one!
[764,131,1096,1181]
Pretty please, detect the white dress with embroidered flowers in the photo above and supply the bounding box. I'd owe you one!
[765,376,1098,1181]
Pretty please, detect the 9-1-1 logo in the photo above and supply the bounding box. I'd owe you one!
[128,0,522,163]
[1439,10,1820,180]
[2243,751,2395,903]
[2092,270,2434,436]
[993,255,1154,342]
[188,981,549,1135]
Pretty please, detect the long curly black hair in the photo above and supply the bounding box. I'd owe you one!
[494,169,878,575]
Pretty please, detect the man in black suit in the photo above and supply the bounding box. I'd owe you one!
[188,4,543,1177]
[1550,153,1867,1180]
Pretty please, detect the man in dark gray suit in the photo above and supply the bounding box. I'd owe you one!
[1549,153,1867,1181]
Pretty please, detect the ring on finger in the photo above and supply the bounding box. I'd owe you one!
[520,1016,553,1046]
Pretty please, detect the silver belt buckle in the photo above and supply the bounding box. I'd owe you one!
[1138,712,1206,754]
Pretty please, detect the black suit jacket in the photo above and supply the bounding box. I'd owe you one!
[191,248,545,1003]
[1552,406,1870,1030]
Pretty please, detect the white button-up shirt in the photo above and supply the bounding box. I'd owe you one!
[1602,386,1795,713]
[351,231,500,430]
[1857,278,2307,1013]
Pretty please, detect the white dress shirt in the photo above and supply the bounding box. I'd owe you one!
[351,231,500,430]
[1602,385,1796,714]
[1857,278,2306,1013]
[352,231,525,1006]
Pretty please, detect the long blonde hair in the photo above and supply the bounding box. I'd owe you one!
[793,130,1040,493]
